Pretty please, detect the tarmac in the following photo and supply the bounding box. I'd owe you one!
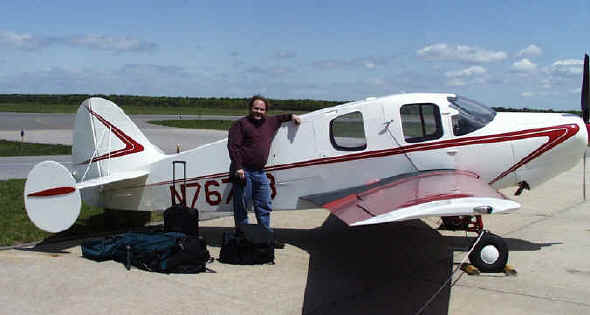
[1,112,589,314]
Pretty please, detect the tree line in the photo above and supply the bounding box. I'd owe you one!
[0,94,344,112]
[0,94,582,115]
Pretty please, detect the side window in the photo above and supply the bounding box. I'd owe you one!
[400,103,442,143]
[330,111,367,151]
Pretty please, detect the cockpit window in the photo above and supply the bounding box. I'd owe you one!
[330,111,367,151]
[400,103,443,143]
[448,96,496,136]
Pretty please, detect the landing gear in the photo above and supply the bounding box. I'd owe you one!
[441,215,510,273]
[468,231,509,273]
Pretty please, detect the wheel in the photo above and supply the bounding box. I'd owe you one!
[468,232,509,273]
[441,216,467,230]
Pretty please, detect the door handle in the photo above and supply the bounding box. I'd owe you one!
[446,150,458,156]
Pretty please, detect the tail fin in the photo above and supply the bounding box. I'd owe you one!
[72,97,164,182]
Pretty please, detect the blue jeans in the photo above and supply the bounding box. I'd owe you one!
[232,169,272,231]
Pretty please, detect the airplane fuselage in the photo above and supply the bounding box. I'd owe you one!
[84,93,587,213]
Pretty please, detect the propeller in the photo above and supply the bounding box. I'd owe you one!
[582,54,589,123]
[582,54,589,200]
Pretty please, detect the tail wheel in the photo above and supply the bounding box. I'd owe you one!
[468,232,509,273]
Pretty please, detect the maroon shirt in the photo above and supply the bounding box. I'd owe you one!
[228,114,292,172]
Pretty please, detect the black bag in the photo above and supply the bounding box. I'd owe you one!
[219,224,274,265]
[164,160,199,235]
[81,232,211,273]
[164,235,212,273]
[164,205,199,236]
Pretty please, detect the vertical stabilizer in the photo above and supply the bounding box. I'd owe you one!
[72,97,164,182]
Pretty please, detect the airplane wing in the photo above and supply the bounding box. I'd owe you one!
[301,169,520,226]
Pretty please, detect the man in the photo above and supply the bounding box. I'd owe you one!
[228,95,301,233]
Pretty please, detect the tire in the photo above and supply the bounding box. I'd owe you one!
[468,232,509,273]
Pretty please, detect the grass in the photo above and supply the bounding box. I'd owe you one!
[0,179,168,247]
[0,140,72,157]
[149,119,233,130]
[0,179,103,246]
[0,103,304,116]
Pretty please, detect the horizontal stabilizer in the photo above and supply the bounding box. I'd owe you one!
[76,170,149,190]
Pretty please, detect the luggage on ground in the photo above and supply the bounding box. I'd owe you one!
[164,205,199,236]
[164,161,199,235]
[219,224,275,265]
[81,232,211,273]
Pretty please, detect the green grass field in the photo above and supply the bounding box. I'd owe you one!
[0,179,166,246]
[0,179,104,246]
[0,140,72,157]
[149,119,233,130]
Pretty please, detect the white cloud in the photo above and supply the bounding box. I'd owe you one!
[521,91,534,97]
[119,64,189,77]
[512,58,537,72]
[0,30,48,50]
[363,61,376,69]
[417,43,507,63]
[547,59,583,77]
[244,65,295,76]
[517,44,543,57]
[0,30,157,53]
[447,78,466,86]
[312,56,388,70]
[445,66,487,78]
[66,35,157,52]
[274,50,296,59]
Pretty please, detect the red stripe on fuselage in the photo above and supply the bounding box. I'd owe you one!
[80,106,144,164]
[27,186,76,197]
[145,124,579,188]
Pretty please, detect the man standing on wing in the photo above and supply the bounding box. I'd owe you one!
[228,95,301,233]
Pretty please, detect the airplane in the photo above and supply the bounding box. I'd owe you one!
[23,55,590,273]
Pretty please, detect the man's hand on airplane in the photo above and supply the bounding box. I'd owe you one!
[292,114,302,125]
[236,169,245,180]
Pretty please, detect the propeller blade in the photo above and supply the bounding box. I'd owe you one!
[582,54,589,123]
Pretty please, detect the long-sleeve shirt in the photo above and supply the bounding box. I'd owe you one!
[228,114,292,172]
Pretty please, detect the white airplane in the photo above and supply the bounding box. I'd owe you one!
[24,55,590,273]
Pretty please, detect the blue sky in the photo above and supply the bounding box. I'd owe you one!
[1,1,589,110]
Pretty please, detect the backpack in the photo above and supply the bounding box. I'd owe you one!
[219,224,275,265]
[81,232,211,273]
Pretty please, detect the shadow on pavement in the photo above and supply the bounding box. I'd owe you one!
[19,212,561,314]
[201,215,452,315]
[444,234,561,252]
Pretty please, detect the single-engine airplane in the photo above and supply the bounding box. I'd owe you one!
[24,55,590,273]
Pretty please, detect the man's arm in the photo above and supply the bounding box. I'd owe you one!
[274,114,302,125]
[227,121,244,173]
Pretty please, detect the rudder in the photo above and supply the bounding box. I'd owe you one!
[72,97,163,182]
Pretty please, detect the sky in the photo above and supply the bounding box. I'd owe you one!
[1,0,589,110]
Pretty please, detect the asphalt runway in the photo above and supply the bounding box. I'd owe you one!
[1,112,589,314]
[1,162,589,314]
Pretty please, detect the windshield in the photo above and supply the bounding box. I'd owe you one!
[448,96,496,136]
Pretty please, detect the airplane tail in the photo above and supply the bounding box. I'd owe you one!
[24,97,163,233]
[71,97,164,182]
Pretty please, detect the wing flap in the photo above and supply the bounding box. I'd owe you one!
[303,170,520,226]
